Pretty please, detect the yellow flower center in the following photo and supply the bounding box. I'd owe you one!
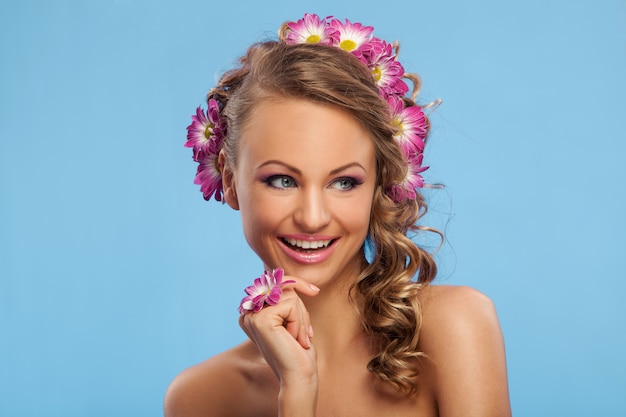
[204,123,214,139]
[372,66,382,82]
[339,39,357,51]
[391,117,403,133]
[306,34,321,44]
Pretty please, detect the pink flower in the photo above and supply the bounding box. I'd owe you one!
[186,99,226,202]
[194,148,224,202]
[388,152,429,202]
[239,268,295,314]
[388,96,427,155]
[330,18,374,52]
[285,13,339,45]
[360,39,409,98]
[185,99,224,160]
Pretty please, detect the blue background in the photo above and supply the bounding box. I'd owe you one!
[1,0,624,415]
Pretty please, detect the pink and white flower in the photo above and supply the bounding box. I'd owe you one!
[330,18,374,52]
[186,98,226,202]
[285,13,339,45]
[388,152,429,202]
[194,148,223,202]
[185,99,224,160]
[239,268,295,314]
[360,39,409,98]
[388,96,428,155]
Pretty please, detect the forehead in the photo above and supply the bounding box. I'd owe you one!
[238,98,376,169]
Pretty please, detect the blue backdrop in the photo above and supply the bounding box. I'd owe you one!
[1,0,625,416]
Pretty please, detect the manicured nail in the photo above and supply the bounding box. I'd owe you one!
[308,324,314,338]
[309,284,320,292]
[306,335,311,348]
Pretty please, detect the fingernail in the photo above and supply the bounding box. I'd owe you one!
[306,335,311,348]
[308,324,314,338]
[309,284,320,292]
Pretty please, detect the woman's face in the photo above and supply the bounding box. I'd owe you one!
[224,97,376,287]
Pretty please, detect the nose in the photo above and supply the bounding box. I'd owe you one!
[293,188,331,232]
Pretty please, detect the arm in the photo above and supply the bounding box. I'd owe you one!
[239,278,320,417]
[164,278,319,417]
[421,286,512,417]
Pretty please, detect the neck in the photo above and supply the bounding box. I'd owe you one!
[301,268,370,366]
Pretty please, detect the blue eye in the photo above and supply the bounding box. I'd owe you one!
[266,175,296,189]
[331,177,360,191]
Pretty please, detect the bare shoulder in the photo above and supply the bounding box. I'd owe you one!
[164,341,277,417]
[420,285,500,329]
[418,285,512,417]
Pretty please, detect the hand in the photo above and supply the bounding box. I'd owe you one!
[239,276,320,384]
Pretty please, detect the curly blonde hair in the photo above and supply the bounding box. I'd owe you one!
[210,40,438,394]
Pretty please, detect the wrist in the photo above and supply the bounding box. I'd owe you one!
[278,378,318,417]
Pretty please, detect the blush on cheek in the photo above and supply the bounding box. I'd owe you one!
[239,204,280,262]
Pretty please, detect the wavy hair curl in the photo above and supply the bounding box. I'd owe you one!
[210,40,439,394]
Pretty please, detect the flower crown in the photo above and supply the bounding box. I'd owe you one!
[185,13,434,203]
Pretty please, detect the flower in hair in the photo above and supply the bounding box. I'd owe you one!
[185,99,226,201]
[185,99,224,159]
[388,96,427,155]
[389,152,428,202]
[330,18,374,52]
[239,268,295,314]
[360,39,409,98]
[194,149,224,201]
[285,13,339,45]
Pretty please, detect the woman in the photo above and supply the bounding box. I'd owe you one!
[166,14,511,417]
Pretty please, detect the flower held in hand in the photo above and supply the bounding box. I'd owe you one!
[239,268,295,314]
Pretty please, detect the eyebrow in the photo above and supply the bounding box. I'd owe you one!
[257,160,301,175]
[330,162,367,175]
[257,160,367,175]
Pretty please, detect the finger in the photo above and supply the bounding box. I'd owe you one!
[284,285,315,339]
[282,275,321,298]
[238,314,252,339]
[285,299,311,349]
[240,295,304,344]
[300,306,313,347]
[239,276,316,349]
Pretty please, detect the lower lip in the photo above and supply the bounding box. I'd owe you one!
[278,238,336,264]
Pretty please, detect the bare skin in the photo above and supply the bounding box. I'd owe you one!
[164,285,510,417]
[165,99,511,416]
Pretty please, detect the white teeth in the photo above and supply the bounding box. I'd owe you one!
[285,238,331,249]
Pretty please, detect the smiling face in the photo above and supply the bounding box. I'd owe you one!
[222,97,376,287]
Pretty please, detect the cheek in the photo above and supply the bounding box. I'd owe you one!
[238,190,285,245]
[335,192,374,237]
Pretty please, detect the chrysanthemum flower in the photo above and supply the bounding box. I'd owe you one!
[388,96,428,155]
[285,13,339,45]
[194,148,224,202]
[185,99,223,160]
[360,39,409,98]
[239,268,295,314]
[330,18,374,52]
[389,152,429,202]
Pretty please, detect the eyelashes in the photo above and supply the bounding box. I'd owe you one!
[330,177,363,191]
[264,175,296,189]
[262,175,364,191]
